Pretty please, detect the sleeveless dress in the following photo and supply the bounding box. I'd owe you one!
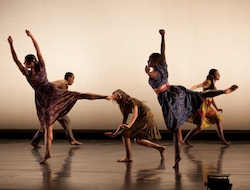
[188,80,222,128]
[118,98,162,140]
[21,61,80,129]
[148,62,203,133]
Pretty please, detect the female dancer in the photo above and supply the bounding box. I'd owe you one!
[104,89,166,162]
[184,69,230,147]
[8,30,108,164]
[145,29,238,168]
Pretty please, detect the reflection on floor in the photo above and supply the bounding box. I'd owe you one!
[0,139,249,190]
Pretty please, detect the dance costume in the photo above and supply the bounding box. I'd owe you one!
[148,62,203,132]
[188,80,222,128]
[118,98,161,140]
[21,60,79,129]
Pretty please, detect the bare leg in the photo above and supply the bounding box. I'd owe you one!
[117,136,133,162]
[183,126,202,147]
[135,138,166,158]
[173,127,183,168]
[40,125,53,164]
[78,93,107,100]
[215,121,230,145]
[225,85,238,94]
[202,85,238,98]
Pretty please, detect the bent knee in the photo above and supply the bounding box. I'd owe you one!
[134,138,142,144]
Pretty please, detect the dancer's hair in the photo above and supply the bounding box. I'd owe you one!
[149,53,163,64]
[25,54,40,72]
[64,72,74,80]
[112,89,133,115]
[205,69,217,90]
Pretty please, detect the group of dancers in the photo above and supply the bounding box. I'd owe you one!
[8,29,238,168]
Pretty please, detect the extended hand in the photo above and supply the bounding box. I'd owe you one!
[7,36,13,44]
[217,108,223,113]
[104,132,115,138]
[145,65,150,73]
[25,30,32,37]
[159,29,165,35]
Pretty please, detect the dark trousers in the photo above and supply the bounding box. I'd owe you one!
[31,115,75,147]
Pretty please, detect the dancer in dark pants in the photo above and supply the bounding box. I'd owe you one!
[31,72,82,148]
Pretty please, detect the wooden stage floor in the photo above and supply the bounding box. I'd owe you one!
[0,139,249,190]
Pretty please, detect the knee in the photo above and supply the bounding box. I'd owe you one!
[135,138,142,145]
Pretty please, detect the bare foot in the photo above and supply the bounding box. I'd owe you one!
[157,145,166,158]
[221,141,231,146]
[40,154,51,164]
[173,156,182,169]
[70,140,82,145]
[31,142,41,149]
[225,85,238,94]
[104,132,115,138]
[117,157,133,162]
[183,140,193,147]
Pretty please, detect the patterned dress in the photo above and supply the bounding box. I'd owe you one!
[148,62,203,133]
[188,80,222,128]
[21,61,80,129]
[118,98,162,140]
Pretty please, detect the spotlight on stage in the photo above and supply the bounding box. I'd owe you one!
[204,174,233,190]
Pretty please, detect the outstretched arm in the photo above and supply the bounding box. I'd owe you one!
[190,83,203,90]
[104,110,134,138]
[7,36,24,73]
[159,29,166,62]
[25,30,44,65]
[78,93,108,100]
[190,80,210,90]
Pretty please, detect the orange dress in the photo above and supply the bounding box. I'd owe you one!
[188,80,222,129]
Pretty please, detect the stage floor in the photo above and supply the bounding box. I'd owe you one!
[0,139,249,190]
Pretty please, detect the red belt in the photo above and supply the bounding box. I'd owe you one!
[154,83,170,95]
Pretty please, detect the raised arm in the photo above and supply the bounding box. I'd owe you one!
[159,29,166,62]
[7,36,24,73]
[25,30,44,65]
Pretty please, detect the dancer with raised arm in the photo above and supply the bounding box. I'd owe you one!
[184,69,230,147]
[145,29,238,168]
[8,30,108,164]
[104,89,166,162]
[31,72,82,148]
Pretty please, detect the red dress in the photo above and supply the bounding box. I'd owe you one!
[21,60,79,129]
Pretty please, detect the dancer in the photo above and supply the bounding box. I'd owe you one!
[184,69,230,147]
[145,29,238,168]
[104,89,166,162]
[8,30,108,164]
[31,72,82,148]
